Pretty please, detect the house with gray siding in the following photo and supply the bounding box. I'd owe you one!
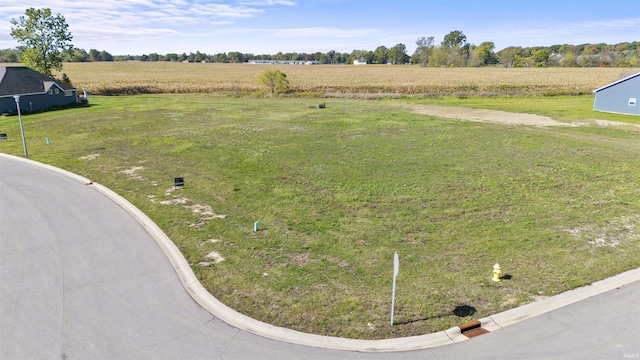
[593,72,640,116]
[0,66,78,115]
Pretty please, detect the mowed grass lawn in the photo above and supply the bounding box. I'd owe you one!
[1,94,639,339]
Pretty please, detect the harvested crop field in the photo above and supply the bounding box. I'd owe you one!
[53,62,632,96]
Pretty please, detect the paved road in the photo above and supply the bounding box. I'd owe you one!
[1,154,639,359]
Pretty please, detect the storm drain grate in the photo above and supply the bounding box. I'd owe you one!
[458,320,490,338]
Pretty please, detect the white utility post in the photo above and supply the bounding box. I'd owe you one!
[390,251,399,326]
[13,95,28,157]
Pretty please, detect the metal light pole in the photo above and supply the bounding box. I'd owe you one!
[13,95,28,157]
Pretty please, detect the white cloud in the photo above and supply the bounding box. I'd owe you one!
[190,3,263,18]
[239,0,296,5]
[574,18,640,32]
[0,0,291,50]
[267,27,382,39]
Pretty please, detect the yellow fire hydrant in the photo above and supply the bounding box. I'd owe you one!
[492,263,502,282]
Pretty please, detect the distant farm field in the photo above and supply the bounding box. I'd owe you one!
[52,62,633,96]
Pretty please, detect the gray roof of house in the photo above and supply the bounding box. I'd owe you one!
[0,66,76,97]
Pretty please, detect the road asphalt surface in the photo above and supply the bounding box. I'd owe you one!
[1,153,639,359]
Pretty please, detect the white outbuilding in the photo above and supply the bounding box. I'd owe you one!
[593,72,640,116]
[353,56,367,65]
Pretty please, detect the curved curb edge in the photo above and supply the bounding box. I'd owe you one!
[4,153,639,352]
[91,178,459,352]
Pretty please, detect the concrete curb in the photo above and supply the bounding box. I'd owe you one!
[486,267,640,329]
[4,153,640,352]
[1,153,94,186]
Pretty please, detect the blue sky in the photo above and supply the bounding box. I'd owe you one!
[1,0,638,56]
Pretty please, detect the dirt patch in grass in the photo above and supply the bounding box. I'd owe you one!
[185,204,227,219]
[204,251,225,263]
[397,104,575,126]
[118,165,145,179]
[288,252,310,266]
[79,153,100,160]
[568,214,640,249]
[399,104,640,129]
[158,196,226,229]
[159,197,189,205]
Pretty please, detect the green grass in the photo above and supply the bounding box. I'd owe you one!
[1,94,639,339]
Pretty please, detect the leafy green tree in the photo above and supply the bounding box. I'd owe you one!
[373,46,388,64]
[429,47,449,67]
[558,44,575,55]
[99,50,113,61]
[327,50,336,64]
[388,43,409,64]
[87,49,112,61]
[165,53,179,62]
[473,41,498,66]
[10,7,73,77]
[533,49,551,67]
[258,69,290,94]
[89,49,100,62]
[68,48,88,62]
[319,52,331,64]
[0,48,21,63]
[442,30,467,48]
[60,72,72,85]
[413,36,435,66]
[561,52,577,67]
[286,52,302,61]
[214,53,228,63]
[441,30,469,66]
[227,51,244,63]
[497,46,521,67]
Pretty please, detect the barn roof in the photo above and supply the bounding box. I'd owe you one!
[0,66,76,97]
[593,72,640,93]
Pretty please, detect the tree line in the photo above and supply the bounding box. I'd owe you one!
[3,36,636,68]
